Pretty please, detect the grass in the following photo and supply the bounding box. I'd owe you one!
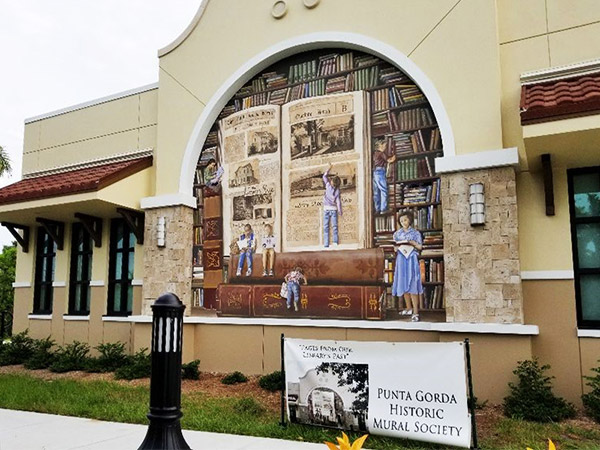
[1,373,599,449]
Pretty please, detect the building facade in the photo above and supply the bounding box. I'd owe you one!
[1,0,599,405]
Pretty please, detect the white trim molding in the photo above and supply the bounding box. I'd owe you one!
[131,279,143,286]
[24,148,153,180]
[89,280,105,287]
[140,193,197,210]
[52,281,66,288]
[578,329,600,338]
[12,282,31,288]
[126,315,539,335]
[521,270,574,280]
[63,315,90,321]
[102,316,132,322]
[25,83,159,124]
[435,148,519,174]
[521,58,600,85]
[178,31,456,199]
[28,314,52,320]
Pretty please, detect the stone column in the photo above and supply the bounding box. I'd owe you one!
[441,166,524,324]
[142,206,194,315]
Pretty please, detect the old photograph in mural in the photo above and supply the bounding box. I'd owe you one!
[220,105,281,255]
[282,92,367,252]
[287,361,369,431]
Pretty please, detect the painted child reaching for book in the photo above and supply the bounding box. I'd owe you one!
[322,162,342,247]
[284,267,308,312]
[262,223,276,277]
[392,210,423,322]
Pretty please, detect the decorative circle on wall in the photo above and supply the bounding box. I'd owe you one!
[272,1,288,19]
[303,0,320,8]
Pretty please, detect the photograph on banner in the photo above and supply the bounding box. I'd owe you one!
[284,338,472,448]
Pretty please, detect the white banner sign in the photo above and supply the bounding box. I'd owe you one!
[284,338,472,448]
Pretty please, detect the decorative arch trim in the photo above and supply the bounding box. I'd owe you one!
[157,0,211,57]
[177,32,456,199]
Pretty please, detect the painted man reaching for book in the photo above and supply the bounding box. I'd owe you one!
[372,139,395,214]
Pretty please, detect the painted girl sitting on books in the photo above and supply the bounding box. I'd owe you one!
[392,210,423,322]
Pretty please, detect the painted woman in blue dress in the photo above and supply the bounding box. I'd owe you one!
[392,210,423,322]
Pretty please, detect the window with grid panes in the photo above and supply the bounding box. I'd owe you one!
[68,223,93,315]
[107,218,135,316]
[568,166,600,329]
[33,228,56,314]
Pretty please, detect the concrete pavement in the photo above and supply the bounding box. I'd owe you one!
[0,409,326,450]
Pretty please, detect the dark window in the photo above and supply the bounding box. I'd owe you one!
[33,228,57,314]
[568,166,600,329]
[107,218,135,316]
[68,223,93,315]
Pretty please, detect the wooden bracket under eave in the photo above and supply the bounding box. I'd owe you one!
[541,153,555,216]
[0,222,30,253]
[36,218,65,250]
[116,207,145,245]
[74,213,103,248]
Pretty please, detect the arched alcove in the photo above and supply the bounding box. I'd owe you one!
[191,37,448,321]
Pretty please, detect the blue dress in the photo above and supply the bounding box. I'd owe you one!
[392,227,424,296]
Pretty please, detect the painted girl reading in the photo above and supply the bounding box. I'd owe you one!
[392,210,423,322]
[322,163,342,247]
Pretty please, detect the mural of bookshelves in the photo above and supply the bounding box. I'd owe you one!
[195,49,444,318]
[367,79,445,316]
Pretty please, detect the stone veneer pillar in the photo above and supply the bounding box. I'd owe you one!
[440,166,524,324]
[142,206,194,315]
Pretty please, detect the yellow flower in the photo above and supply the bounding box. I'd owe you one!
[324,432,369,450]
[526,439,556,450]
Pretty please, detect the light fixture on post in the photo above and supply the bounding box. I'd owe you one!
[469,183,485,226]
[157,216,166,247]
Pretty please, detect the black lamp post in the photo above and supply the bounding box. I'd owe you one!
[138,293,191,450]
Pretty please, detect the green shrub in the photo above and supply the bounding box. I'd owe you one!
[182,359,201,380]
[49,341,90,373]
[114,348,151,380]
[233,396,265,416]
[582,360,600,423]
[258,370,283,392]
[221,371,248,385]
[0,330,35,365]
[503,358,576,422]
[24,337,56,370]
[86,342,128,373]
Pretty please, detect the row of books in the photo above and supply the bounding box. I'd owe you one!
[317,52,355,76]
[422,285,444,310]
[289,60,318,83]
[192,246,203,266]
[372,107,435,135]
[415,206,442,231]
[396,157,435,181]
[370,84,425,111]
[420,259,444,283]
[193,209,203,225]
[204,132,218,147]
[396,179,441,205]
[193,227,203,246]
[192,287,204,308]
[374,214,395,233]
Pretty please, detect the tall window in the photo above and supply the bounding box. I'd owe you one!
[568,166,600,329]
[107,218,135,316]
[33,228,56,314]
[68,223,93,315]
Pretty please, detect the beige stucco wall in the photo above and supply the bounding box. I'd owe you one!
[23,88,157,175]
[155,0,504,196]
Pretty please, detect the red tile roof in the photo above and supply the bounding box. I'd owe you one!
[0,156,152,205]
[520,73,600,124]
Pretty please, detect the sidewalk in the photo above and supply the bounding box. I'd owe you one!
[0,409,325,450]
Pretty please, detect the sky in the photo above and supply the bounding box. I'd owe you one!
[0,0,201,248]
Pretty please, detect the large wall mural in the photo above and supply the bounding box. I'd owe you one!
[194,50,444,322]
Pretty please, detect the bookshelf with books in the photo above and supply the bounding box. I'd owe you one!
[368,72,445,318]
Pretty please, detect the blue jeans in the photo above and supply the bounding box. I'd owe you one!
[286,281,300,308]
[237,249,253,272]
[323,209,338,247]
[373,167,388,213]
